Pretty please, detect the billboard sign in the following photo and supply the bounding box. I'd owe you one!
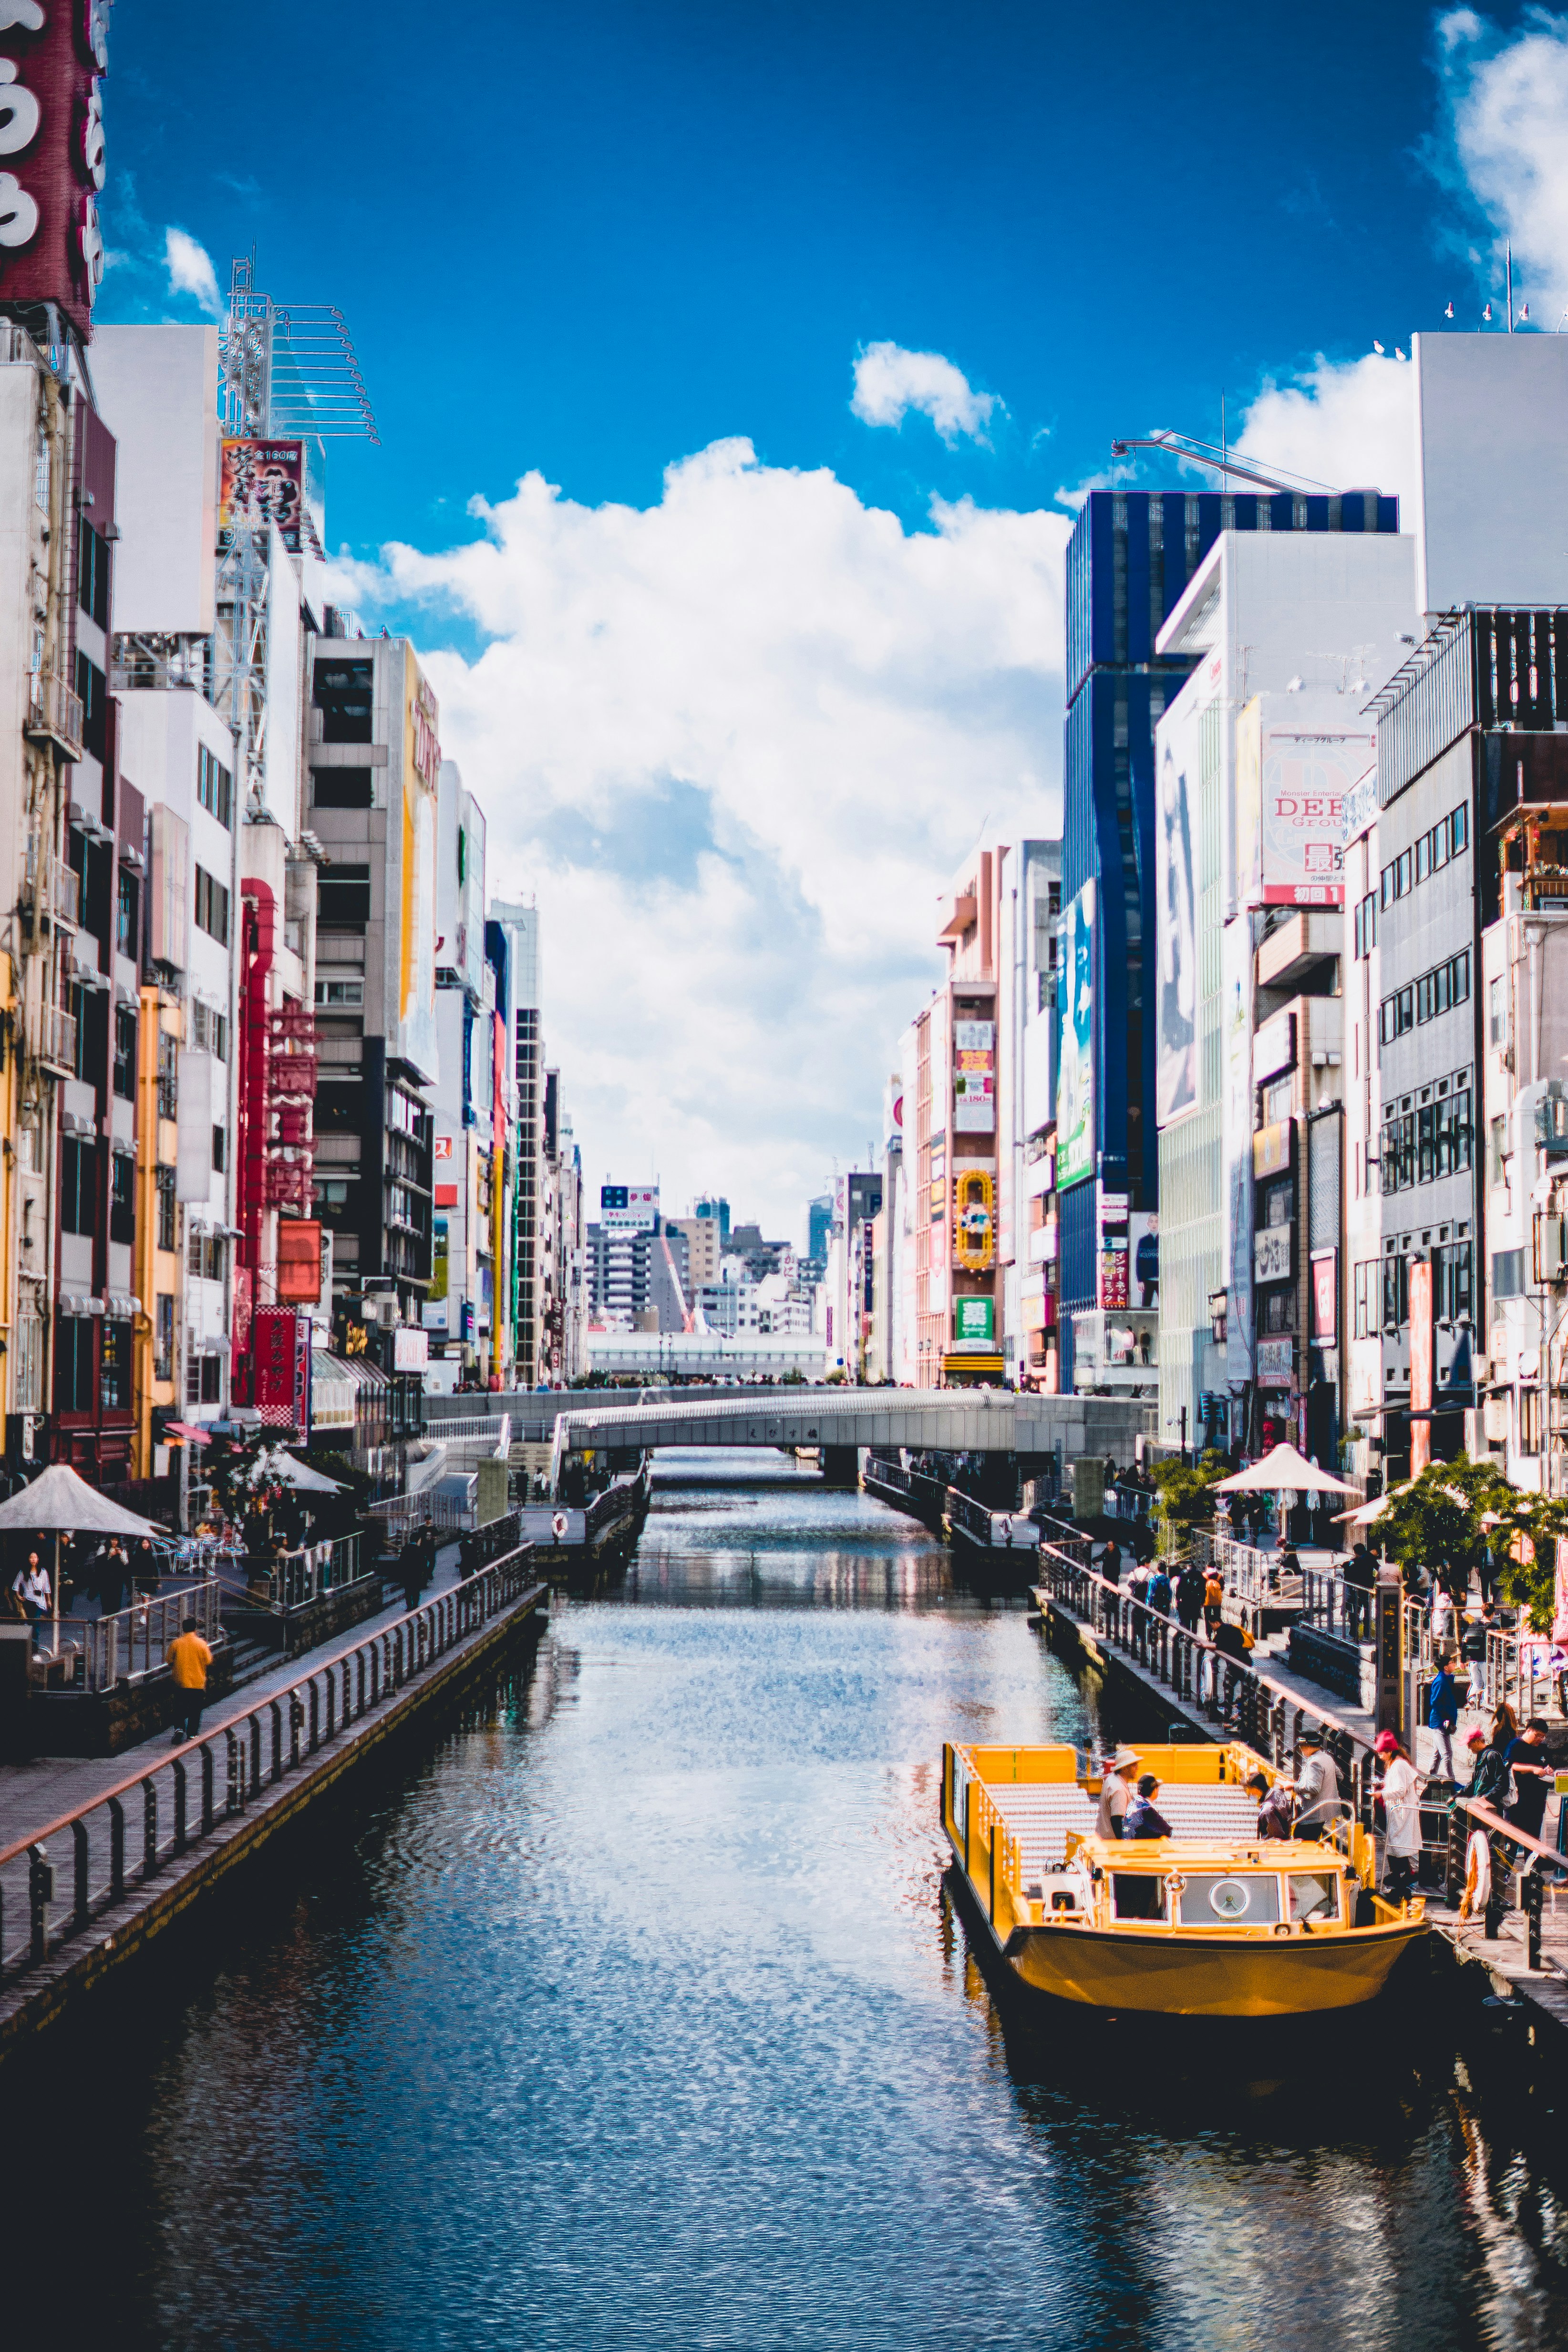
[1261,729,1372,906]
[1310,1249,1337,1345]
[0,0,108,342]
[219,440,305,550]
[1155,702,1200,1125]
[954,1296,994,1344]
[1235,698,1263,909]
[398,658,441,1085]
[1255,1225,1292,1282]
[1222,916,1255,1392]
[1056,880,1094,1189]
[1257,1337,1294,1390]
[953,1021,994,1134]
[254,1306,309,1432]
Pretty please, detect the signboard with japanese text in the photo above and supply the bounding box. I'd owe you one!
[0,0,108,340]
[254,1307,309,1432]
[1409,1256,1434,1475]
[219,440,305,550]
[1310,1248,1338,1345]
[1255,1225,1292,1282]
[1257,1337,1294,1390]
[954,1296,994,1344]
[953,1021,995,1134]
[1261,728,1372,906]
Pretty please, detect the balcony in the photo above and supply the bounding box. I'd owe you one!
[21,837,80,929]
[1257,911,1340,995]
[936,893,977,943]
[35,1001,78,1074]
[24,669,83,761]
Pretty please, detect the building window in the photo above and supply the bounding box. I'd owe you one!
[314,977,363,1007]
[1493,1248,1524,1300]
[318,867,371,928]
[100,1317,129,1410]
[212,1124,226,1173]
[77,513,110,629]
[1382,1253,1409,1329]
[155,1292,175,1382]
[1353,1259,1377,1338]
[73,649,107,763]
[186,1348,223,1407]
[61,1137,95,1235]
[113,1003,136,1099]
[1519,1387,1542,1455]
[1489,976,1507,1051]
[53,1316,93,1413]
[157,1030,178,1119]
[192,1000,227,1059]
[188,1230,226,1284]
[1353,893,1376,959]
[110,1151,134,1244]
[116,868,138,957]
[156,1165,177,1252]
[194,865,230,945]
[197,745,233,828]
[313,657,374,743]
[1451,802,1468,856]
[1434,1239,1473,1323]
[312,768,374,809]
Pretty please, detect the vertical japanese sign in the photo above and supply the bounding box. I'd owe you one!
[219,440,305,550]
[1155,704,1199,1126]
[952,1020,994,1133]
[1409,1256,1433,1476]
[0,0,109,340]
[399,657,441,1083]
[1055,880,1094,1189]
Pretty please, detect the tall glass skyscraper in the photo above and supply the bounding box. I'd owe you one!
[1057,488,1400,1391]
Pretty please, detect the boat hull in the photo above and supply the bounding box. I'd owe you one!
[999,1914,1425,2018]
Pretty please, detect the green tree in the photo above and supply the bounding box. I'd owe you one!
[1376,1454,1568,1631]
[1151,1451,1228,1562]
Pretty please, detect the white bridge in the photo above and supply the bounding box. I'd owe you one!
[540,1387,1144,1467]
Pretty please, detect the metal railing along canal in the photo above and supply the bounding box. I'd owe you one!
[0,1546,541,1991]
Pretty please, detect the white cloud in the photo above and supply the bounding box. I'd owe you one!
[1437,6,1568,323]
[163,226,222,318]
[352,440,1065,1236]
[1235,351,1416,508]
[850,341,997,444]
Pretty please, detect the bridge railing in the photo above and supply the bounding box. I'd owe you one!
[0,1548,543,1993]
[1034,1540,1381,1823]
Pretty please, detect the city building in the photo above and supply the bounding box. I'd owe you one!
[1056,487,1402,1402]
[428,760,508,1382]
[489,900,545,1383]
[1151,529,1416,1457]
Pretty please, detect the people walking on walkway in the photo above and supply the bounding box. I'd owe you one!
[1146,1563,1171,1616]
[1504,1718,1552,1843]
[1460,1605,1496,1708]
[1095,1745,1141,1840]
[1375,1728,1424,1901]
[1426,1654,1460,1780]
[1175,1562,1205,1636]
[1100,1537,1123,1587]
[1292,1724,1342,1840]
[11,1552,50,1621]
[1202,1567,1224,1640]
[167,1615,213,1745]
[1344,1542,1375,1640]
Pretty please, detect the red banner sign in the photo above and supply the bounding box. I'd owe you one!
[1409,1257,1433,1477]
[0,0,109,341]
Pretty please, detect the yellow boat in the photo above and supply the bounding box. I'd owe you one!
[941,1740,1426,2019]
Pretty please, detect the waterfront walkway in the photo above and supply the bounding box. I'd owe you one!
[0,1546,547,2057]
[0,1544,466,1863]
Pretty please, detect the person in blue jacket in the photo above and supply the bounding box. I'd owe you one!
[1427,1655,1460,1779]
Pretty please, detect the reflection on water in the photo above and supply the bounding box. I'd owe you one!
[14,1450,1568,2351]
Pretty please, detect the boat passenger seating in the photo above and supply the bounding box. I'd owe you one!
[985,1781,1261,1871]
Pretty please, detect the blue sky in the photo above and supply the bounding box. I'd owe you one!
[97,3,1568,1237]
[108,0,1477,552]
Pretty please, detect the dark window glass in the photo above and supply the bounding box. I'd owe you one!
[156,1165,176,1252]
[197,746,233,828]
[1452,949,1470,1004]
[1418,1104,1435,1182]
[112,1003,135,1099]
[73,650,107,763]
[194,865,230,944]
[318,878,371,928]
[1451,803,1468,855]
[1397,849,1412,895]
[53,1316,93,1413]
[312,768,374,809]
[314,657,375,744]
[110,1153,134,1244]
[1416,834,1431,883]
[61,1137,95,1235]
[212,1124,226,1173]
[77,514,110,629]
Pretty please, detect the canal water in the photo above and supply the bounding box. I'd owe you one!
[19,1452,1568,2350]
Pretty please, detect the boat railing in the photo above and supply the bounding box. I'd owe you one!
[1035,1540,1382,1826]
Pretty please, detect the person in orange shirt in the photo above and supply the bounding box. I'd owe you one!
[167,1616,213,1745]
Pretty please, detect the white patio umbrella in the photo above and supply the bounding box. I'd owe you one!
[0,1462,165,1650]
[251,1449,345,1496]
[1210,1442,1361,1498]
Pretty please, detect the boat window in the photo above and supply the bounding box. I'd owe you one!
[1177,1873,1281,1926]
[1112,1875,1167,1922]
[1287,1872,1341,1926]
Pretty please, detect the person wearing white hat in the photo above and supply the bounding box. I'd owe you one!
[1095,1745,1141,1840]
